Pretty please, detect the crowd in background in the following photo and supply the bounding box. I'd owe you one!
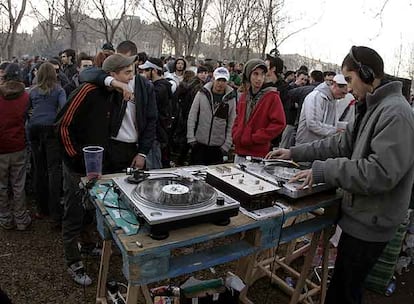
[1,40,414,302]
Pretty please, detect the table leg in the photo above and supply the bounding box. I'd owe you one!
[289,231,321,304]
[96,240,112,302]
[126,284,140,304]
[320,227,333,304]
[236,229,262,303]
[140,285,153,304]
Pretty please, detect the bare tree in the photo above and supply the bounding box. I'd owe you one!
[62,0,87,51]
[30,0,64,50]
[87,0,129,43]
[208,0,238,59]
[118,7,143,42]
[0,0,27,59]
[151,0,209,56]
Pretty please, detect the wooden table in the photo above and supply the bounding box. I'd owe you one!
[89,174,340,304]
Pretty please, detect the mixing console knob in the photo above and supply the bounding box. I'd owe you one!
[255,179,260,185]
[216,196,225,206]
[238,178,244,184]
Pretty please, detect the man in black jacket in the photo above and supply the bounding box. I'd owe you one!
[58,54,136,286]
[80,53,157,171]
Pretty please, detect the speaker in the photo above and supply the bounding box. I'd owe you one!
[349,46,375,84]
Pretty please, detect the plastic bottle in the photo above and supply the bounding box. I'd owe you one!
[285,276,295,288]
[385,276,396,296]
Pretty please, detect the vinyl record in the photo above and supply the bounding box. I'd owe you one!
[132,177,217,210]
[262,164,301,181]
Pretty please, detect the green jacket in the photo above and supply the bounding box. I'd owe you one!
[291,81,414,242]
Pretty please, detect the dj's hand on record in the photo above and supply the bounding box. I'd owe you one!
[131,154,145,169]
[265,148,291,160]
[289,169,313,190]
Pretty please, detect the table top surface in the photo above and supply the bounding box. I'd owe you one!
[86,172,341,254]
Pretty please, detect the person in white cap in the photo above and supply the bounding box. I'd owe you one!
[187,67,236,165]
[295,73,349,144]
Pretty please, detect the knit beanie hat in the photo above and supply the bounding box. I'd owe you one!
[242,59,268,84]
[4,63,22,82]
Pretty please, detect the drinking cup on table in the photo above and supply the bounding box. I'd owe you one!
[82,146,104,179]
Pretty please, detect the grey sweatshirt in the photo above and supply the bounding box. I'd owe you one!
[291,81,414,242]
[296,82,338,144]
[187,82,236,151]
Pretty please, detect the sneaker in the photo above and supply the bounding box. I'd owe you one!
[78,242,102,258]
[0,221,15,230]
[16,219,32,231]
[67,261,92,286]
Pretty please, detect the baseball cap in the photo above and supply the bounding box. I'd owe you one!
[139,59,163,71]
[102,54,137,72]
[333,74,347,85]
[213,67,230,81]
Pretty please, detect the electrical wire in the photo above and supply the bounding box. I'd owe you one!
[264,202,286,304]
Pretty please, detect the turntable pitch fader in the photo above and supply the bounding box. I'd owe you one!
[206,165,280,210]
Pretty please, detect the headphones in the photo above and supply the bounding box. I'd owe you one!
[348,46,375,84]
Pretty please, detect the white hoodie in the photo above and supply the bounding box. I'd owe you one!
[295,82,338,144]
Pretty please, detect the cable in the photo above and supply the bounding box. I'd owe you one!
[264,202,286,304]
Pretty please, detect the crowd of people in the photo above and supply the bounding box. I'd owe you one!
[1,41,414,304]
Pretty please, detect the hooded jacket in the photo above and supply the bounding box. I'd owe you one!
[291,81,414,242]
[232,87,286,157]
[187,82,236,152]
[295,82,338,144]
[79,68,157,155]
[153,78,173,145]
[0,81,28,154]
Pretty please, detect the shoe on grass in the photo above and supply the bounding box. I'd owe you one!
[67,261,92,286]
[78,242,102,258]
[16,219,32,231]
[0,221,15,230]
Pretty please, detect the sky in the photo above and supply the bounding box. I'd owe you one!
[277,0,414,77]
[18,0,414,77]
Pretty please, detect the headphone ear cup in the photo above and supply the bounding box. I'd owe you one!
[359,65,375,84]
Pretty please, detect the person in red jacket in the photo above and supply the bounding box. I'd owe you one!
[232,59,286,162]
[0,63,31,231]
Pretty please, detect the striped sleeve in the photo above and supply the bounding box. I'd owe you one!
[59,84,96,157]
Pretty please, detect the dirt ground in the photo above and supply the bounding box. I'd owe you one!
[1,203,413,304]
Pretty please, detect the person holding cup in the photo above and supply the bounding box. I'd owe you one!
[57,54,139,286]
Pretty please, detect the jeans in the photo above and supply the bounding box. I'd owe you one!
[29,125,63,222]
[62,163,95,266]
[325,232,388,304]
[190,143,223,166]
[0,150,31,226]
[146,140,162,169]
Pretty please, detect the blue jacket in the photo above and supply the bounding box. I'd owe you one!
[28,85,66,127]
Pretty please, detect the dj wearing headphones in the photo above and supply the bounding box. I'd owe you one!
[266,46,414,304]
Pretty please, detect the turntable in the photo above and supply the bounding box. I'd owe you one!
[112,174,240,240]
[241,160,334,199]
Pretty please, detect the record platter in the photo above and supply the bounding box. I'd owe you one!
[241,160,334,199]
[112,171,240,240]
